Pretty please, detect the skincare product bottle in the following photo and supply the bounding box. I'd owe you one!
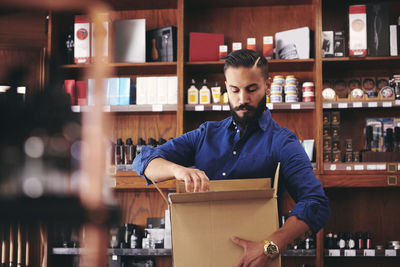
[125,138,135,164]
[115,138,124,165]
[337,232,346,249]
[187,79,199,104]
[136,138,146,157]
[211,82,221,104]
[222,91,229,104]
[142,232,150,249]
[199,79,211,104]
[130,229,138,249]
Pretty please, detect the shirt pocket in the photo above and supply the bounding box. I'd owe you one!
[235,153,276,178]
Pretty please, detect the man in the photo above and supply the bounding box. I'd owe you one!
[133,49,330,266]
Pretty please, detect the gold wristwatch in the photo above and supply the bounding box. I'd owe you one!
[263,240,279,259]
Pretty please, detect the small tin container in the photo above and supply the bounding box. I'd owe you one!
[302,82,315,93]
[284,82,297,94]
[285,75,297,85]
[285,93,298,103]
[270,82,283,94]
[273,75,285,86]
[270,93,283,103]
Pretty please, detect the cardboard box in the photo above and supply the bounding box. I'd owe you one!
[334,31,345,57]
[349,5,367,57]
[247,38,256,51]
[74,15,90,64]
[367,3,389,57]
[114,19,146,63]
[189,32,224,62]
[166,171,281,267]
[263,36,274,59]
[390,25,398,56]
[232,42,242,52]
[146,26,177,62]
[322,31,334,57]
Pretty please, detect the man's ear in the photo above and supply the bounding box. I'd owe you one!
[265,77,271,95]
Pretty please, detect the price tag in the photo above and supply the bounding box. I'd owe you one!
[194,105,204,111]
[346,166,352,171]
[328,249,341,257]
[330,164,336,171]
[212,105,222,111]
[385,249,396,256]
[377,164,386,170]
[152,104,163,112]
[103,105,111,112]
[323,103,332,109]
[112,255,118,260]
[368,102,378,108]
[291,103,301,110]
[395,100,400,105]
[363,249,375,256]
[353,102,362,108]
[71,106,80,112]
[222,105,230,111]
[383,102,392,107]
[266,103,274,110]
[354,165,364,170]
[367,164,377,170]
[398,163,400,170]
[344,250,356,256]
[338,103,348,109]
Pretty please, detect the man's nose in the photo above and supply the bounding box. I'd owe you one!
[238,90,250,105]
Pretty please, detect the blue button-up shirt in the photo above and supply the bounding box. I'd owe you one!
[133,109,330,233]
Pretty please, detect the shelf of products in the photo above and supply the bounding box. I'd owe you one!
[71,104,177,113]
[322,56,400,70]
[282,249,316,257]
[324,249,399,257]
[52,248,172,256]
[184,102,315,111]
[323,162,400,172]
[323,100,400,109]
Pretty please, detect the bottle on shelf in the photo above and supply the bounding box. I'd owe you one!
[337,232,346,249]
[199,79,211,105]
[125,138,135,164]
[211,82,221,104]
[187,79,199,104]
[65,25,74,64]
[148,138,157,148]
[115,138,124,165]
[157,138,167,147]
[130,229,138,249]
[136,138,146,157]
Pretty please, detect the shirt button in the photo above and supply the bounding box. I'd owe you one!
[222,172,226,176]
[233,151,237,155]
[236,130,239,133]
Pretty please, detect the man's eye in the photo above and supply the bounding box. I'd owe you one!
[248,87,257,92]
[230,88,239,93]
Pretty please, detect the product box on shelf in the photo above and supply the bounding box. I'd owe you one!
[275,27,310,59]
[334,31,345,57]
[146,26,177,62]
[322,31,334,57]
[263,36,274,59]
[114,19,146,63]
[164,171,281,267]
[390,25,398,56]
[367,3,389,57]
[74,15,90,64]
[189,32,224,62]
[349,5,367,57]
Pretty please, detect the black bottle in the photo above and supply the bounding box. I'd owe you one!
[355,232,364,249]
[337,232,346,249]
[65,25,74,64]
[136,138,146,157]
[364,232,372,249]
[115,138,124,165]
[326,232,334,249]
[148,138,157,148]
[125,138,135,164]
[157,138,167,147]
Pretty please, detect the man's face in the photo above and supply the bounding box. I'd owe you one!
[224,66,268,126]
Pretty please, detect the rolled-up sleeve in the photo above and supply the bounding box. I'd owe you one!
[277,129,330,234]
[132,125,204,184]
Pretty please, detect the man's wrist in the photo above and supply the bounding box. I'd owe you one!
[263,239,280,259]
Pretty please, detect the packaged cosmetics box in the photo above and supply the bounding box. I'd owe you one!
[349,5,367,57]
[114,19,146,63]
[322,31,334,57]
[390,25,398,56]
[367,3,389,57]
[275,27,310,59]
[334,31,345,57]
[74,15,90,64]
[146,26,177,62]
[168,170,281,267]
[189,32,224,62]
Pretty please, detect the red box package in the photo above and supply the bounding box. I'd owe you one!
[189,32,224,62]
[64,80,76,105]
[76,80,88,106]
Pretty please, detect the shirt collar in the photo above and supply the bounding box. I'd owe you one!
[227,108,271,132]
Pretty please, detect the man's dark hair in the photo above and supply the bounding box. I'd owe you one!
[223,49,268,79]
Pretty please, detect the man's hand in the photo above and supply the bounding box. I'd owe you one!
[231,236,269,267]
[171,165,210,192]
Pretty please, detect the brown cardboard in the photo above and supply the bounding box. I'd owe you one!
[164,168,281,267]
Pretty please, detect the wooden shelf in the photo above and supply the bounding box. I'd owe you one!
[61,62,177,75]
[323,100,400,109]
[71,104,177,113]
[52,248,172,256]
[111,171,176,190]
[322,56,400,70]
[187,0,313,8]
[185,102,315,111]
[105,0,177,10]
[324,249,400,257]
[323,162,400,173]
[185,59,315,73]
[321,174,399,188]
[282,249,316,257]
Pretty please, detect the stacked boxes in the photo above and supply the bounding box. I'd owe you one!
[323,111,341,162]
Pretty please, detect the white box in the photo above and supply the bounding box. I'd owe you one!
[232,42,242,52]
[390,25,398,56]
[156,77,169,105]
[135,77,146,105]
[74,15,90,64]
[91,13,109,62]
[349,5,367,57]
[87,78,94,106]
[113,19,146,63]
[164,209,172,249]
[275,27,310,59]
[147,77,157,105]
[167,76,178,105]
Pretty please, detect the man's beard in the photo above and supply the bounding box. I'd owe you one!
[229,96,266,127]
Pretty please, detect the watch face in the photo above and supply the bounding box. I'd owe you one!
[267,244,278,255]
